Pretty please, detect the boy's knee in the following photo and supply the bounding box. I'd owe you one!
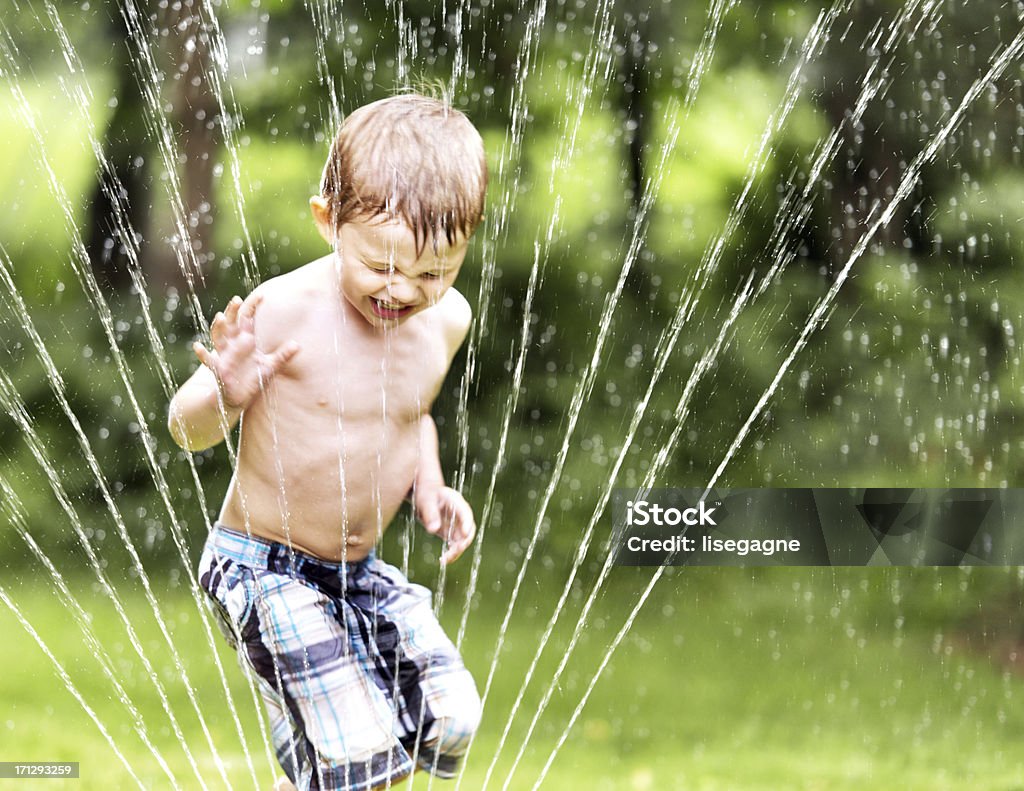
[430,711,479,757]
[428,681,481,756]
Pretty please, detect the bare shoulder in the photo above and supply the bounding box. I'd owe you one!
[249,258,330,350]
[436,288,473,356]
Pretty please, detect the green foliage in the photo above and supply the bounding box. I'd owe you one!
[211,136,328,274]
[0,73,112,299]
[2,0,1023,588]
[5,3,1024,785]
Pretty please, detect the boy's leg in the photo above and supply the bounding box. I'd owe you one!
[361,561,482,778]
[370,768,415,791]
[246,569,419,790]
[202,547,416,789]
[200,540,310,788]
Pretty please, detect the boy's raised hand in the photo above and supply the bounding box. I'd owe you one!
[192,294,300,411]
[417,485,476,565]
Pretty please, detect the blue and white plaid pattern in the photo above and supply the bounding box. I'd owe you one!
[199,523,480,791]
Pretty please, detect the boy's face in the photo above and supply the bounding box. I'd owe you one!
[312,199,469,328]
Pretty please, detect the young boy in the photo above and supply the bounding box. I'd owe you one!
[168,94,487,791]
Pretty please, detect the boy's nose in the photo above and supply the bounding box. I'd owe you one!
[385,276,419,304]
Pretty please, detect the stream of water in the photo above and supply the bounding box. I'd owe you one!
[1,0,1022,788]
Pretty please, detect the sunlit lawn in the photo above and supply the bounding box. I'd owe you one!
[3,560,1024,790]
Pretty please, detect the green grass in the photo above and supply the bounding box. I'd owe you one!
[3,564,1024,790]
[0,71,111,298]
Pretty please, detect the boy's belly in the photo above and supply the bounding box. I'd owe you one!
[219,419,421,562]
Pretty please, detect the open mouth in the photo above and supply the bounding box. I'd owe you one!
[369,297,415,320]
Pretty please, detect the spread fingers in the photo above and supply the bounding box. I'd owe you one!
[210,312,227,345]
[192,341,217,371]
[239,292,264,332]
[224,295,243,325]
[268,341,300,374]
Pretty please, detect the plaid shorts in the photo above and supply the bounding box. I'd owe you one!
[198,523,480,791]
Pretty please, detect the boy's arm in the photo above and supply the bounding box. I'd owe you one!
[411,290,476,563]
[167,365,243,452]
[414,414,447,498]
[412,415,476,565]
[168,292,299,452]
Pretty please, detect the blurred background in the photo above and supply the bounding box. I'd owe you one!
[2,0,1024,788]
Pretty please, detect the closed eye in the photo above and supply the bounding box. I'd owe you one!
[420,271,443,280]
[364,261,391,273]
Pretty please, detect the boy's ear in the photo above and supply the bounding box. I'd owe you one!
[309,196,335,244]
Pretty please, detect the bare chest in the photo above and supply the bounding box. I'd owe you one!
[274,317,450,423]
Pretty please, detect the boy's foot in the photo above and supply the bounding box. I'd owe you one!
[271,777,297,791]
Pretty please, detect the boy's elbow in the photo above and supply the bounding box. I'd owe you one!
[167,407,195,451]
[167,399,216,452]
[169,425,219,453]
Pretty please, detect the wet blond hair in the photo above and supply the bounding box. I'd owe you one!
[320,93,488,255]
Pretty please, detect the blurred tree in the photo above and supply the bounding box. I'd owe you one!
[84,4,150,292]
[85,0,220,293]
[163,0,220,290]
[4,0,1024,569]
